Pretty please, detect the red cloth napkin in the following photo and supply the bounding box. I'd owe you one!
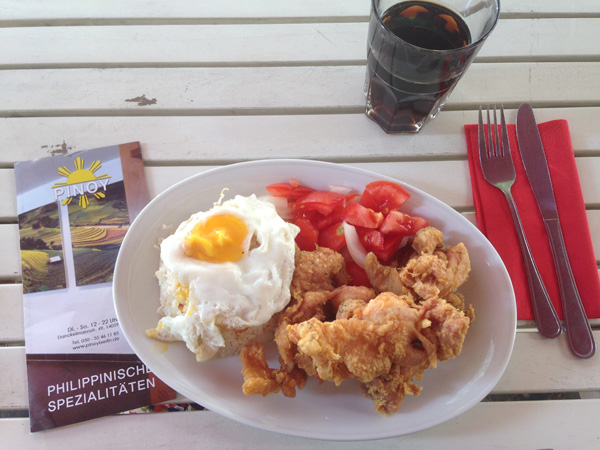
[465,120,600,320]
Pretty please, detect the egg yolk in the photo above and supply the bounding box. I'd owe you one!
[183,214,248,263]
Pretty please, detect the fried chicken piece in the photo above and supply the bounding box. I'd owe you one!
[281,290,331,324]
[273,289,335,367]
[242,254,371,399]
[336,298,367,320]
[365,226,470,301]
[445,291,465,311]
[242,231,472,415]
[282,292,471,414]
[284,292,437,384]
[276,289,398,387]
[276,285,376,326]
[275,274,375,368]
[274,315,299,370]
[287,318,391,384]
[400,252,454,299]
[433,242,471,298]
[412,226,444,254]
[420,296,471,362]
[446,292,475,321]
[240,342,307,398]
[363,252,409,296]
[290,246,350,300]
[361,363,426,416]
[329,285,376,314]
[360,295,471,415]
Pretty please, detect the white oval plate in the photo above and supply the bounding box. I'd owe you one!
[113,159,516,441]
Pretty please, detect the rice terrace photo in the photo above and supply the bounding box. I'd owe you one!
[16,150,133,293]
[68,181,130,286]
[18,203,66,293]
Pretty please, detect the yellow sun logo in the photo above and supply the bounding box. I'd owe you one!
[52,157,111,209]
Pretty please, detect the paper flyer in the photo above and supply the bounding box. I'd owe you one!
[15,142,176,432]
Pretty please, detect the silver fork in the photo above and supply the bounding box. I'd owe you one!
[478,104,562,338]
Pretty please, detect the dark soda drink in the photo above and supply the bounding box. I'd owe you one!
[382,1,470,50]
[365,1,475,133]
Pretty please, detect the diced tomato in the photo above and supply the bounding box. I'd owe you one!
[268,179,427,284]
[360,180,411,215]
[342,202,384,229]
[312,209,343,230]
[356,227,384,251]
[411,216,430,233]
[292,218,319,251]
[318,222,346,251]
[345,260,371,287]
[379,210,413,235]
[371,234,405,264]
[266,182,315,200]
[290,206,319,222]
[266,182,294,197]
[294,191,347,216]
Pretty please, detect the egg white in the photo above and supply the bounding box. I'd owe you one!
[149,194,299,361]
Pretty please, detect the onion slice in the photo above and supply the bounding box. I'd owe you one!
[342,221,368,268]
[264,195,292,220]
[328,184,353,195]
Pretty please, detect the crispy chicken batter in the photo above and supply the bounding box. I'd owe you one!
[240,342,307,397]
[290,246,350,300]
[365,227,471,303]
[286,292,435,384]
[240,227,473,415]
[285,292,470,414]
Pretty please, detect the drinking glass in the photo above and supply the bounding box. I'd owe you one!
[365,0,500,133]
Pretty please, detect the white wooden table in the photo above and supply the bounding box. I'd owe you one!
[1,1,599,448]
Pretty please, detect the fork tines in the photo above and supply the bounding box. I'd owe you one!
[479,104,510,159]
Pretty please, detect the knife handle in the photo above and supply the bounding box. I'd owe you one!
[504,192,562,338]
[544,218,596,359]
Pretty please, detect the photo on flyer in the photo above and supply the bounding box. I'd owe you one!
[15,142,175,432]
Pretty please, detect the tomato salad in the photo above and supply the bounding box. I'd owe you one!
[266,179,429,287]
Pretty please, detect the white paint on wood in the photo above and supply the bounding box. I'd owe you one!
[0,108,598,167]
[1,19,599,67]
[1,400,600,448]
[2,0,599,22]
[0,63,598,114]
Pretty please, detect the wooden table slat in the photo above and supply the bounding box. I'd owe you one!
[2,0,599,22]
[1,63,599,116]
[1,399,600,448]
[1,108,599,167]
[1,19,600,68]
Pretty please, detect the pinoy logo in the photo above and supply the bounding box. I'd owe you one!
[52,157,111,209]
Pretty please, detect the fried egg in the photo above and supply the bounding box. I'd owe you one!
[147,194,300,361]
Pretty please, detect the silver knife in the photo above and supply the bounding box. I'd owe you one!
[516,103,595,359]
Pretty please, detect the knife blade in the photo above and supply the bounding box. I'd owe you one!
[516,103,595,359]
